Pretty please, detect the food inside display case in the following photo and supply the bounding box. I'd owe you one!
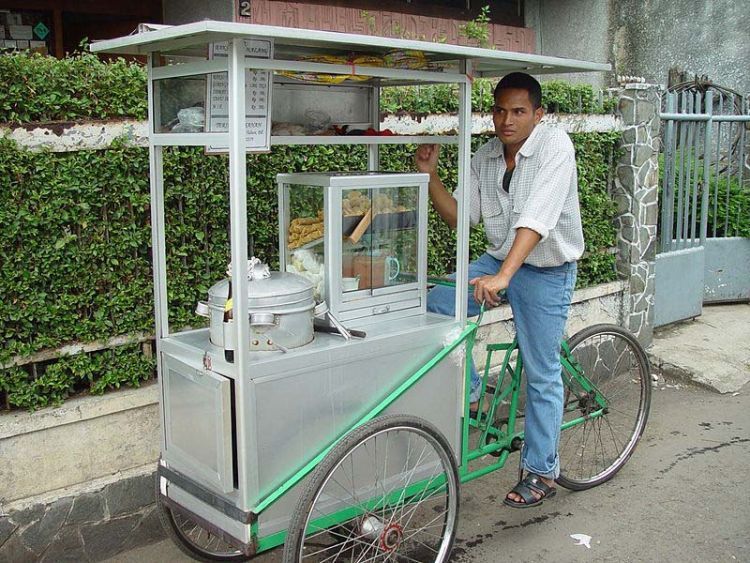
[278,172,427,323]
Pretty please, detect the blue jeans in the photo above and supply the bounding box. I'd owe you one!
[426,252,577,479]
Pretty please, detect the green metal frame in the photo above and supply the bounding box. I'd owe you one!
[245,310,611,553]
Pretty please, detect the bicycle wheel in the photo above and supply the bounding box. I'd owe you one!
[283,415,459,563]
[557,324,651,491]
[155,470,252,562]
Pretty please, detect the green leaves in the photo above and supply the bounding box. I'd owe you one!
[379,80,613,117]
[570,132,621,287]
[0,48,147,124]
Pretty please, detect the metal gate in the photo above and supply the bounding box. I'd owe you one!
[655,89,750,327]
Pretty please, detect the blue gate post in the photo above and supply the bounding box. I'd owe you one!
[612,82,662,345]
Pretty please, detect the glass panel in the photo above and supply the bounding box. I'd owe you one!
[284,184,325,301]
[342,185,419,293]
[154,74,216,134]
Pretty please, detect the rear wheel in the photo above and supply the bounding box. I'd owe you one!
[557,324,651,491]
[283,415,459,563]
[155,470,252,562]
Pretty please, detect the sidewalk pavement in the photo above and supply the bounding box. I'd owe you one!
[648,302,750,394]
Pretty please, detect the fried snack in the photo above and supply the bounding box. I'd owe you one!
[288,215,325,249]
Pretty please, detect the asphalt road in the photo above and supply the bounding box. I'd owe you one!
[107,379,750,563]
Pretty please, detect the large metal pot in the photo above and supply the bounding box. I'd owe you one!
[197,271,315,352]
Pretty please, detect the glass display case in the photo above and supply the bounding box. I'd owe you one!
[277,172,429,323]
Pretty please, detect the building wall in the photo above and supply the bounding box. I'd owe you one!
[162,0,233,25]
[525,0,611,88]
[245,0,535,52]
[612,0,750,93]
[161,0,535,53]
[526,0,750,94]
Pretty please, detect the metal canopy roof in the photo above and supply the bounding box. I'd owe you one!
[90,21,610,78]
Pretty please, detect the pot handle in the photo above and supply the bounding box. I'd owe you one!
[250,312,276,327]
[195,301,210,318]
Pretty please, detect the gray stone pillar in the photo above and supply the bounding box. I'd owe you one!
[612,84,661,345]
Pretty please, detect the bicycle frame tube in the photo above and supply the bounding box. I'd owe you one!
[459,339,525,483]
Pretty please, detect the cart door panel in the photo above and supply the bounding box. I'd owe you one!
[162,354,234,494]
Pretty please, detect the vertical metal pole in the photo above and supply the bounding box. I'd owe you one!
[690,92,702,244]
[675,93,688,249]
[713,95,723,238]
[147,53,169,452]
[228,38,251,503]
[457,62,472,457]
[723,96,733,235]
[700,91,713,245]
[660,92,676,250]
[736,96,747,236]
[682,94,695,246]
[455,61,472,324]
[147,54,169,339]
[368,82,380,170]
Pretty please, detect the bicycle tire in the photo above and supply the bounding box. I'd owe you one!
[155,469,253,562]
[556,324,651,491]
[282,415,460,563]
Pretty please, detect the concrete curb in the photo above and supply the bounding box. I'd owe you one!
[648,304,750,394]
[647,353,726,394]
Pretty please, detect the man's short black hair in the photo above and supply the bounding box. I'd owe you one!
[494,72,543,109]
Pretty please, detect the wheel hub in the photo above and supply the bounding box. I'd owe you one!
[360,516,403,552]
[578,391,597,415]
[379,523,403,552]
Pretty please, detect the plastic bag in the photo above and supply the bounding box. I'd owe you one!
[171,107,205,133]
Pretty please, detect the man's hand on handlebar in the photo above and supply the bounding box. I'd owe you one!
[469,273,509,307]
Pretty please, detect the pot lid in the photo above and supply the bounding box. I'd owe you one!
[244,271,313,297]
[210,271,314,299]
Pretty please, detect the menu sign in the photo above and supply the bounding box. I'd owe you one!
[207,39,273,153]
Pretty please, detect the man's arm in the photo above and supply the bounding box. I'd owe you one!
[470,227,541,306]
[415,144,457,229]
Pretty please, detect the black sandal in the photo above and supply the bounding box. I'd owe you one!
[469,385,496,419]
[503,472,557,509]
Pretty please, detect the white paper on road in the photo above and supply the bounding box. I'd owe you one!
[570,533,592,548]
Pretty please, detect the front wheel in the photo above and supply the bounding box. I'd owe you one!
[283,415,460,563]
[557,324,651,491]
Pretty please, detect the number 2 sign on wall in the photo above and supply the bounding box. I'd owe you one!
[239,1,251,18]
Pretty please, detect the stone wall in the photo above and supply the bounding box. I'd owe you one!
[612,83,661,343]
[0,471,161,563]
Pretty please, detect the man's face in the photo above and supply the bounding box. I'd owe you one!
[492,88,544,147]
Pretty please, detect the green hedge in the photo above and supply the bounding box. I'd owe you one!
[0,51,620,410]
[0,50,147,123]
[0,134,619,410]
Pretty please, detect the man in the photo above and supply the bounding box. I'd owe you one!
[415,72,583,508]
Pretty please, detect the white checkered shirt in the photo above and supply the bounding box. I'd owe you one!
[453,124,584,268]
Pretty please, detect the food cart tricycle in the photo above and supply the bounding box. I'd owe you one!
[91,22,651,562]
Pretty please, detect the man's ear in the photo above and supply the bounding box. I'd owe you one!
[534,106,544,124]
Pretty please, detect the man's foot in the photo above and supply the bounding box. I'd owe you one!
[503,472,557,509]
[468,385,495,418]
